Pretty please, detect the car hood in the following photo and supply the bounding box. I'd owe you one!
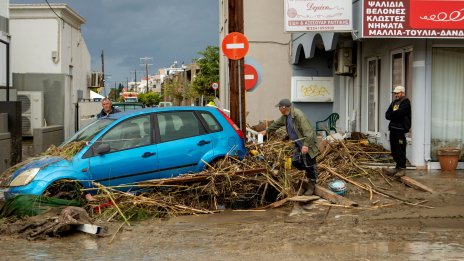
[0,156,65,186]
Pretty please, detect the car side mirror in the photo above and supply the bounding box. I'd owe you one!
[95,143,111,155]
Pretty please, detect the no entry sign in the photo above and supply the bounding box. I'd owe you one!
[221,32,249,60]
[244,64,258,91]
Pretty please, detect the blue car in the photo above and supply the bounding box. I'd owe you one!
[3,106,246,199]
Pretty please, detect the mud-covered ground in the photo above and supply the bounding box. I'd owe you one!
[1,170,463,260]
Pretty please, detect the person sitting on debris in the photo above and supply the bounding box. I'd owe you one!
[97,98,121,118]
[259,98,319,195]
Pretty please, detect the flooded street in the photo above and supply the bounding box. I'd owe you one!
[1,170,464,260]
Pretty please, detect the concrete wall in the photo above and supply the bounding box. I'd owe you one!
[77,100,100,129]
[243,0,292,125]
[13,73,65,127]
[0,101,21,165]
[0,112,11,173]
[0,132,11,173]
[33,125,64,155]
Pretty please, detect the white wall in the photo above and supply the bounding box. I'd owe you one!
[0,0,7,17]
[10,19,61,73]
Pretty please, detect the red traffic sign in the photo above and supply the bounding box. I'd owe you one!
[221,32,249,60]
[211,82,219,90]
[244,64,258,91]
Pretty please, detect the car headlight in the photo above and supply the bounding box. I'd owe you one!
[9,168,40,187]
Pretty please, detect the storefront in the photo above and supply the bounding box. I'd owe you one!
[288,0,464,169]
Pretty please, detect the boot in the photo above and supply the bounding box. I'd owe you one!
[304,182,315,196]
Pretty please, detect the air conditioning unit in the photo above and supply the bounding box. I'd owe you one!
[17,91,44,137]
[334,48,354,75]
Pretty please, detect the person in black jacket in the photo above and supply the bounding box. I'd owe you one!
[385,85,411,172]
[97,98,121,118]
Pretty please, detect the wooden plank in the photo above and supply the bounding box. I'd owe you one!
[141,168,268,186]
[264,195,320,209]
[314,185,359,207]
[287,195,320,202]
[400,176,435,193]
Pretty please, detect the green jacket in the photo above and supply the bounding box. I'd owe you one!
[266,107,319,159]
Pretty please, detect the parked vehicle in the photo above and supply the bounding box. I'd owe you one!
[158,102,173,107]
[2,107,246,199]
[121,92,139,102]
[112,102,145,112]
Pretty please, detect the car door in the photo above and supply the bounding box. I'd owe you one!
[88,114,158,187]
[156,110,213,178]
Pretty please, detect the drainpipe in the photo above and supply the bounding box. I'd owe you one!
[1,38,10,101]
[52,18,61,64]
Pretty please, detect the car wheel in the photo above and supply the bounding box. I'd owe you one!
[207,157,225,170]
[44,179,84,200]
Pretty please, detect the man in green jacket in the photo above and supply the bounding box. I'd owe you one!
[259,99,319,195]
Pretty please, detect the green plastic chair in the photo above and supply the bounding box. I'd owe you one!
[316,113,339,136]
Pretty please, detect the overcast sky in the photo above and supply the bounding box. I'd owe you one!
[10,0,220,87]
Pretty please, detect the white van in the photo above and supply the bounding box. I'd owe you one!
[159,102,173,107]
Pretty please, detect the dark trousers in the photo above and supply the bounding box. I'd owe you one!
[292,153,317,183]
[389,130,407,169]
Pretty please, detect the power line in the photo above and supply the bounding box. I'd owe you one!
[44,0,65,23]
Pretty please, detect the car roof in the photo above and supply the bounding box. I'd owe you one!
[105,106,219,120]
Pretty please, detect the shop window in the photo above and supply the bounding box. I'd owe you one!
[391,49,413,101]
[367,57,380,133]
[431,47,464,161]
[391,48,413,139]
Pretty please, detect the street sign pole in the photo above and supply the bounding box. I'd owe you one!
[222,31,248,134]
[238,59,242,130]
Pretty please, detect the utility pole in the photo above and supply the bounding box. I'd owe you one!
[130,69,140,92]
[140,57,153,93]
[228,0,246,134]
[100,49,105,91]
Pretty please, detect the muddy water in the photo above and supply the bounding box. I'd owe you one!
[1,211,463,260]
[1,170,464,260]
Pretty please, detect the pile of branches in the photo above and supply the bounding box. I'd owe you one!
[317,139,392,185]
[87,131,305,222]
[85,131,399,223]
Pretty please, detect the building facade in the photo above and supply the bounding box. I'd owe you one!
[220,0,463,169]
[9,4,91,138]
[0,0,10,98]
[219,0,292,125]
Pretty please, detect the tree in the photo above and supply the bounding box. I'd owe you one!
[191,46,219,100]
[139,92,162,107]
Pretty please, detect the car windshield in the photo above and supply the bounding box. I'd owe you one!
[63,118,115,146]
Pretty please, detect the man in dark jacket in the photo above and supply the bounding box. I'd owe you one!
[385,85,411,172]
[259,99,319,195]
[97,98,121,118]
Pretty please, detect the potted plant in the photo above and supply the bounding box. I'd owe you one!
[437,148,462,171]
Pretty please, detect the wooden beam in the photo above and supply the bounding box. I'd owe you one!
[400,176,435,193]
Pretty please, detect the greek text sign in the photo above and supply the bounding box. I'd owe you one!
[363,0,464,38]
[284,0,352,32]
[291,77,334,102]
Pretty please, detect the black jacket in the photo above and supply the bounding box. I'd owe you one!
[385,97,411,132]
[97,106,121,118]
